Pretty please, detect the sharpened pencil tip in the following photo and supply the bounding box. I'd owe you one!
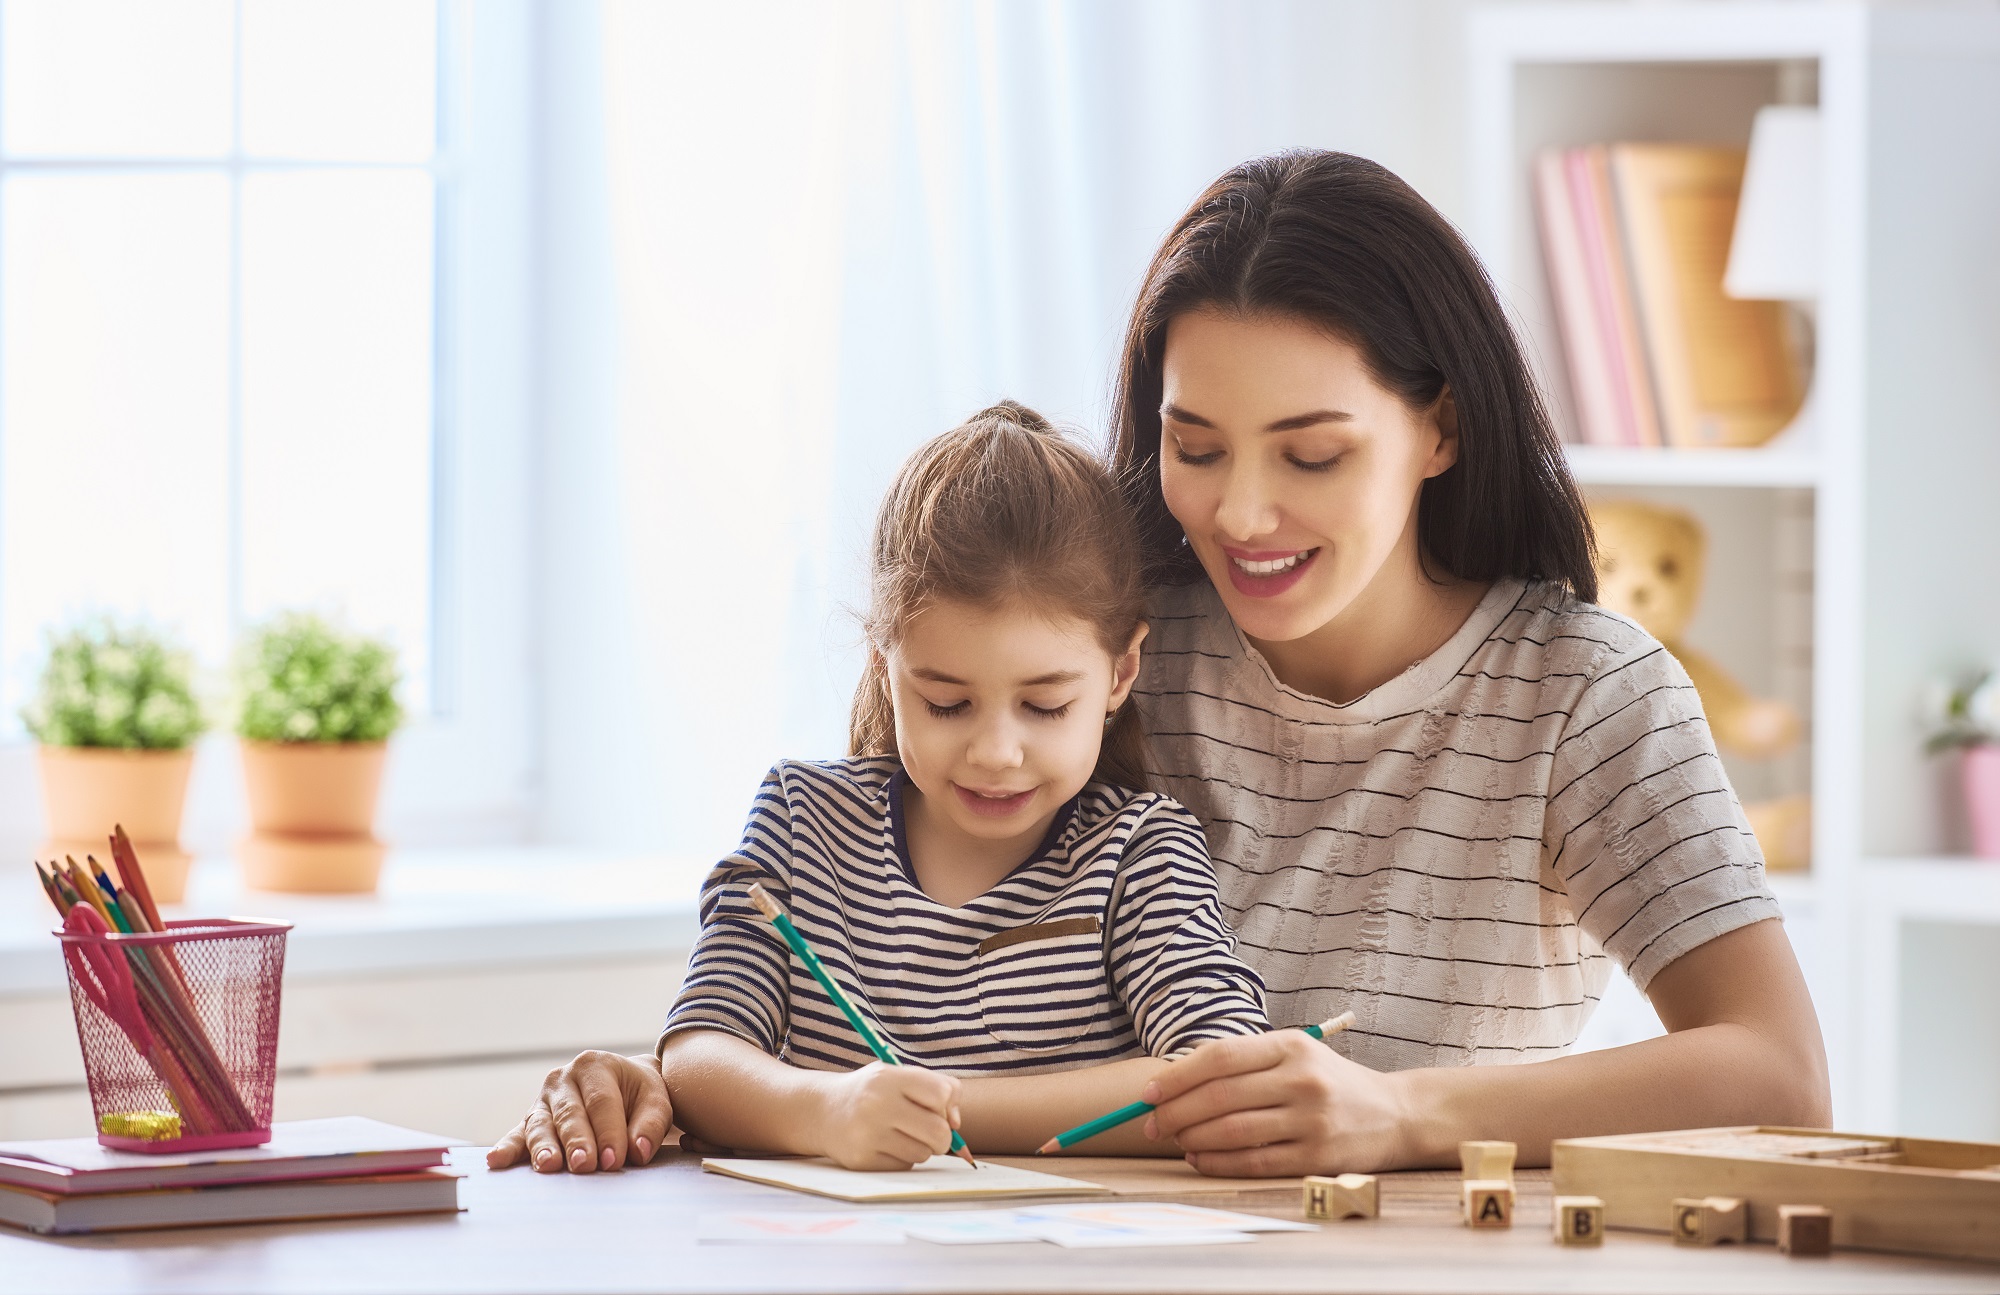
[954,1145,978,1169]
[1035,1138,1060,1156]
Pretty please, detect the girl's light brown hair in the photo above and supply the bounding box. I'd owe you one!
[850,401,1153,793]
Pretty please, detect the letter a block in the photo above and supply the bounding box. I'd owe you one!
[1671,1196,1747,1246]
[1552,1195,1604,1246]
[1462,1179,1514,1229]
[1303,1173,1378,1220]
[1777,1204,1832,1256]
[1458,1140,1517,1183]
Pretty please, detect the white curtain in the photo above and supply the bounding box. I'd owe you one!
[537,0,1467,853]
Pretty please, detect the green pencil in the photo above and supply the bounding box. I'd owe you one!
[1035,1011,1357,1155]
[745,882,978,1169]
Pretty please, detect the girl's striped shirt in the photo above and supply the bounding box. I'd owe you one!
[1136,576,1782,1073]
[659,757,1270,1074]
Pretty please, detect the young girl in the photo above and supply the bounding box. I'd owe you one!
[656,402,1270,1170]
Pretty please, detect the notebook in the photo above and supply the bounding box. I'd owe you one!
[0,1117,460,1196]
[702,1154,1111,1203]
[0,1168,462,1235]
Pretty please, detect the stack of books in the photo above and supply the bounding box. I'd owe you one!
[0,1116,462,1235]
[1534,143,1806,450]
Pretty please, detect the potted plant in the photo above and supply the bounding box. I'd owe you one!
[22,617,206,903]
[233,613,404,893]
[1925,669,2000,859]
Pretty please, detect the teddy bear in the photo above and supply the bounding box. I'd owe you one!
[1589,498,1810,871]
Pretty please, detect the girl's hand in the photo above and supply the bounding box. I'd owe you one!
[1139,1031,1414,1177]
[815,1062,963,1171]
[486,1050,674,1173]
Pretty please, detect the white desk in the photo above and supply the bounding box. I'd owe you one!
[3,1153,1995,1294]
[0,850,704,1143]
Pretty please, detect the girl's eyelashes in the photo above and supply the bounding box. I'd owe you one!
[1024,701,1072,720]
[1286,451,1341,472]
[923,698,1074,720]
[923,699,969,719]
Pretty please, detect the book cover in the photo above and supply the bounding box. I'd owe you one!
[1533,149,1623,446]
[0,1168,462,1236]
[1609,144,1804,448]
[0,1116,458,1196]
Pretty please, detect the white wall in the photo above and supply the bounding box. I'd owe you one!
[531,0,1476,856]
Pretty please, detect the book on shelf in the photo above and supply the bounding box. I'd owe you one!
[0,1116,465,1235]
[1533,142,1805,451]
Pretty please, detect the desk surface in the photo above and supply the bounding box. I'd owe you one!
[5,1151,1996,1295]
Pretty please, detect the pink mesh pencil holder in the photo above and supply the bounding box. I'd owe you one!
[56,917,292,1153]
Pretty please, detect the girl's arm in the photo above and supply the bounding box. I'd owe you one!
[1140,918,1829,1175]
[662,1029,963,1171]
[955,1056,1173,1156]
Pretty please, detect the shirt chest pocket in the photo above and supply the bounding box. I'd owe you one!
[972,917,1113,1053]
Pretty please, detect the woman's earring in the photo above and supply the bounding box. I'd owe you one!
[1104,711,1117,727]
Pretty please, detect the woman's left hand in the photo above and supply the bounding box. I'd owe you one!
[1140,1031,1413,1177]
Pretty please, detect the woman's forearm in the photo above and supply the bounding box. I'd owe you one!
[957,1056,1175,1155]
[1400,919,1831,1167]
[658,1030,834,1156]
[1399,1019,1829,1168]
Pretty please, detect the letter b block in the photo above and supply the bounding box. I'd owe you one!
[1462,1179,1514,1229]
[1552,1195,1604,1246]
[1303,1173,1377,1220]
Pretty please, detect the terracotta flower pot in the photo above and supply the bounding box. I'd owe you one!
[239,741,386,836]
[237,740,389,893]
[38,746,193,843]
[1965,744,2000,860]
[37,747,196,904]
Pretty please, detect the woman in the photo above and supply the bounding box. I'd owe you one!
[488,151,1827,1177]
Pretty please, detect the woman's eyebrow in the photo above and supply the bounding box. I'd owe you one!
[1161,402,1354,432]
[1020,670,1084,687]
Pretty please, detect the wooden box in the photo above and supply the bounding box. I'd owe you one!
[1551,1126,2000,1263]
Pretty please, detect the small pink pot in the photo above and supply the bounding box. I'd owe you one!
[1966,744,2000,860]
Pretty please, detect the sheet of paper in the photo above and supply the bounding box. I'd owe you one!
[702,1155,1110,1203]
[1017,1202,1316,1235]
[890,1211,1045,1245]
[696,1212,904,1244]
[1023,1221,1255,1248]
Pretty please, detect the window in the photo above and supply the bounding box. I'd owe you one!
[0,0,441,724]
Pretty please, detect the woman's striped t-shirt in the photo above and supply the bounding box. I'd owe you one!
[1136,577,1782,1073]
[659,757,1271,1074]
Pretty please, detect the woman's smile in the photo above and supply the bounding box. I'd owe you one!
[1223,545,1321,597]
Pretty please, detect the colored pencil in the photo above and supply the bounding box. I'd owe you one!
[1035,1012,1358,1155]
[745,881,978,1169]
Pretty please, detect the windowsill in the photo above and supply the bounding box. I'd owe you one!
[0,848,707,995]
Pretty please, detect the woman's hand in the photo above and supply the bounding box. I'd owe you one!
[1140,1032,1413,1177]
[814,1062,962,1171]
[485,1050,674,1173]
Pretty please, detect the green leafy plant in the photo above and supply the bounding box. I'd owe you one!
[235,613,403,744]
[1924,669,2000,754]
[21,617,207,749]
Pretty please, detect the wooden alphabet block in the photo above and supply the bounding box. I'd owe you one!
[1778,1204,1832,1256]
[1458,1140,1517,1182]
[1670,1195,1747,1246]
[1462,1179,1514,1228]
[1552,1195,1604,1246]
[1303,1173,1377,1220]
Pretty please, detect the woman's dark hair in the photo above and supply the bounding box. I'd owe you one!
[1110,149,1597,602]
[850,401,1153,793]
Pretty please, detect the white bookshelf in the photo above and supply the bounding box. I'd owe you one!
[1466,1,2000,1135]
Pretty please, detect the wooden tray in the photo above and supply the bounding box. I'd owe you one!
[1552,1125,2000,1262]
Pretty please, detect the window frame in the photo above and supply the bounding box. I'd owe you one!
[0,0,538,850]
